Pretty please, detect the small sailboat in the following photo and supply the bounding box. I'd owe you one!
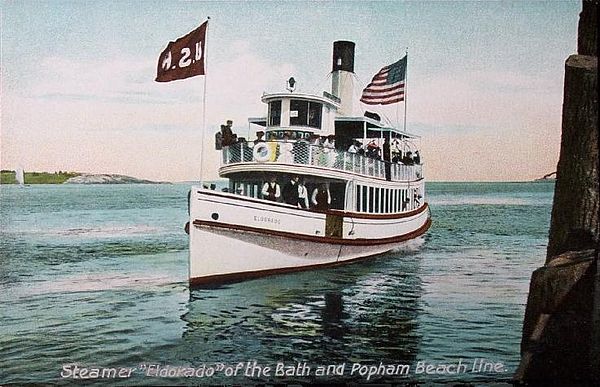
[15,168,25,186]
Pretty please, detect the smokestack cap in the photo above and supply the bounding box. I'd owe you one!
[332,41,355,73]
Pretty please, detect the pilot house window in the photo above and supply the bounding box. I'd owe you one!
[290,100,322,129]
[268,101,281,126]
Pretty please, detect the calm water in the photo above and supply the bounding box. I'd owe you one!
[0,182,554,385]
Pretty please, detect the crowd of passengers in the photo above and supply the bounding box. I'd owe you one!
[347,137,421,166]
[253,174,421,212]
[260,176,332,211]
[217,120,421,166]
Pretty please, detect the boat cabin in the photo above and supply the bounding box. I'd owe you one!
[215,91,424,215]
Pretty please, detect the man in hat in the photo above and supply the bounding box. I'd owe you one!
[282,175,300,205]
[279,132,294,163]
[323,134,335,149]
[403,151,414,166]
[254,131,265,145]
[261,176,281,201]
[311,183,331,210]
[383,138,391,181]
[297,177,309,208]
[323,135,336,167]
[221,120,235,146]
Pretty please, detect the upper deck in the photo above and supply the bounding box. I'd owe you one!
[217,84,423,185]
[220,139,422,183]
[209,41,426,215]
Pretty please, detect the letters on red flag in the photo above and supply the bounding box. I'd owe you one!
[156,21,207,82]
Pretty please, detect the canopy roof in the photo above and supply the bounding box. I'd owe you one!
[335,116,420,139]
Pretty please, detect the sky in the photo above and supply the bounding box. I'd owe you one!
[1,1,580,182]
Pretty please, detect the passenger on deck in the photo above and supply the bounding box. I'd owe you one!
[392,148,403,163]
[402,197,410,211]
[282,176,300,205]
[323,135,336,167]
[402,151,414,165]
[221,123,235,146]
[279,132,294,163]
[311,183,331,210]
[297,178,309,209]
[391,138,402,161]
[414,190,422,206]
[253,131,265,145]
[383,138,391,160]
[366,140,381,159]
[383,138,391,181]
[309,134,321,146]
[414,151,421,165]
[261,177,281,202]
[348,141,360,154]
[309,134,322,165]
[323,135,335,150]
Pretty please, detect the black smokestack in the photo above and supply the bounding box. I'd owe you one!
[332,41,355,73]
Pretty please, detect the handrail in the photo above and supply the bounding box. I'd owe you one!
[221,140,423,182]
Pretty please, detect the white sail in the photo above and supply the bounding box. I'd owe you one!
[15,168,25,185]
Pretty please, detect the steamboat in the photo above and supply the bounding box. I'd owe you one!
[188,41,431,286]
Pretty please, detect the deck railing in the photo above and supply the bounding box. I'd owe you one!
[222,140,423,182]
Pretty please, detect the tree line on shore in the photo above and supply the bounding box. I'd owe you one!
[0,170,80,184]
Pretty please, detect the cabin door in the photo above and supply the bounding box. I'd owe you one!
[325,214,343,238]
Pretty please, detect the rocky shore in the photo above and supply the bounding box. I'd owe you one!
[64,174,166,184]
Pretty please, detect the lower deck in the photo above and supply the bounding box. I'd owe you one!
[217,172,425,215]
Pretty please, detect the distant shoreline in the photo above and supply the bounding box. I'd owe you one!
[0,170,167,184]
[1,170,557,185]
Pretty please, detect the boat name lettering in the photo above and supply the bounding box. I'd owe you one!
[253,215,281,225]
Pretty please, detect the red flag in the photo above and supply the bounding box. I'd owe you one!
[156,21,207,82]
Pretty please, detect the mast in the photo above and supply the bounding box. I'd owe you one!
[403,48,408,132]
[199,17,210,185]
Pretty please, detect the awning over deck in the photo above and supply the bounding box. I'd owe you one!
[248,117,267,127]
[334,116,420,139]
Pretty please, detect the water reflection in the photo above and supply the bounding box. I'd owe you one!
[180,242,425,383]
[321,292,344,339]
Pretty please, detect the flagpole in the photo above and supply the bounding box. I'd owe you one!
[395,53,400,129]
[403,48,408,133]
[199,17,210,186]
[396,89,400,129]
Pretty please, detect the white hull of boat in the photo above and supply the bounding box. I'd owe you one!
[188,188,431,286]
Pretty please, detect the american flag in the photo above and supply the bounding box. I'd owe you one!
[360,56,407,105]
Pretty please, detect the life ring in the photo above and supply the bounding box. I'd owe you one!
[253,142,271,162]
